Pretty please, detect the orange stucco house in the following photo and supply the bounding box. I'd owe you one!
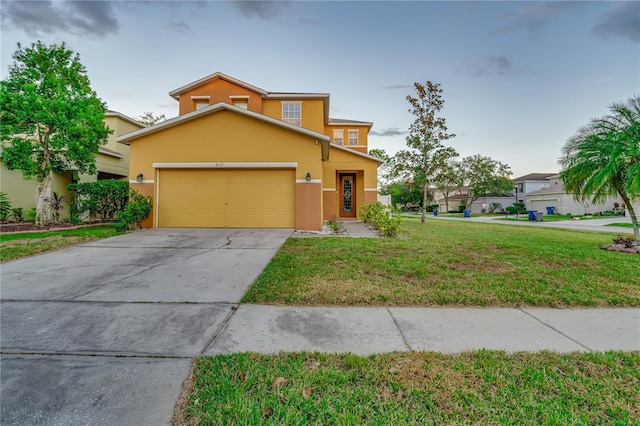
[116,72,381,231]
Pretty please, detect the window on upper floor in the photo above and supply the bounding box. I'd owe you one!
[333,130,344,145]
[282,102,302,126]
[230,95,249,110]
[192,96,210,111]
[348,129,358,145]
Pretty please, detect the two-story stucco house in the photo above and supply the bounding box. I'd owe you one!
[117,72,381,231]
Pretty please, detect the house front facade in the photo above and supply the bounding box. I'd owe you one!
[513,173,556,205]
[117,72,381,231]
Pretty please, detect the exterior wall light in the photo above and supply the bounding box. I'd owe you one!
[136,173,144,183]
[305,172,311,182]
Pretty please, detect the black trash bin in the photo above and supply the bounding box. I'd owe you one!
[527,210,537,221]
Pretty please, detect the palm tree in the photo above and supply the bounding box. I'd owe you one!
[559,95,640,240]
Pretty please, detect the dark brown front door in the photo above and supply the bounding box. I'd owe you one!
[339,173,356,217]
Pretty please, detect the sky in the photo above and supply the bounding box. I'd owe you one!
[1,0,638,178]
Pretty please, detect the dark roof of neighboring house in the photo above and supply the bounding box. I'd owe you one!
[513,173,557,182]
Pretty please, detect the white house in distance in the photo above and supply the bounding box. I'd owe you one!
[513,173,556,205]
[527,174,627,215]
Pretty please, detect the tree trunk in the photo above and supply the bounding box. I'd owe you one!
[621,193,639,241]
[35,171,52,226]
[421,183,428,223]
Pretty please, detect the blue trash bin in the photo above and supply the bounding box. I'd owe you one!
[527,210,537,221]
[463,210,471,218]
[433,209,438,216]
[546,206,555,215]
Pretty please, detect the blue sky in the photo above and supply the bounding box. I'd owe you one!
[1,0,638,177]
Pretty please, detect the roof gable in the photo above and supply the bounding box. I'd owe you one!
[115,102,330,144]
[169,72,268,100]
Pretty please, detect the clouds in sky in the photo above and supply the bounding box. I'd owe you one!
[1,0,119,38]
[473,56,517,77]
[593,2,640,43]
[495,1,586,40]
[370,128,408,137]
[231,0,289,20]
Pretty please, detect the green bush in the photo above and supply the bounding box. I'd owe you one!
[116,189,152,231]
[0,192,11,222]
[24,208,36,223]
[360,202,401,237]
[68,180,129,222]
[11,207,24,222]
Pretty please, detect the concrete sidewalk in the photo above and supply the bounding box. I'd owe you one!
[423,213,635,235]
[206,305,640,355]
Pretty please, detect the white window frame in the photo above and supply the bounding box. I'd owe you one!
[333,129,344,145]
[230,95,249,109]
[191,95,210,111]
[348,129,358,146]
[282,101,302,126]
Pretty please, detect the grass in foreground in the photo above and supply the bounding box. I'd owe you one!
[175,351,639,425]
[0,226,118,262]
[243,218,639,307]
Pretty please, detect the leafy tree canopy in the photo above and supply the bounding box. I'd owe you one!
[0,41,109,224]
[454,154,513,209]
[392,81,458,222]
[560,95,640,240]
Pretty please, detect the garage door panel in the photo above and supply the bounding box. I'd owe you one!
[159,169,295,228]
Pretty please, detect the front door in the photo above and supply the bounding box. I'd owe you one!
[339,173,356,217]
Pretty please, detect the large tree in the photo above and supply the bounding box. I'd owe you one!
[433,157,459,213]
[560,95,640,240]
[393,81,457,222]
[454,155,513,210]
[0,41,109,225]
[380,180,423,210]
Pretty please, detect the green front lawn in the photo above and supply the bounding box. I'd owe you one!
[177,351,639,425]
[243,218,639,307]
[0,226,119,262]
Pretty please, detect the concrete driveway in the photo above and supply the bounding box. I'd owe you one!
[1,228,292,425]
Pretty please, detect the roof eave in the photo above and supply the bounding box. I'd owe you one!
[330,143,384,164]
[115,102,330,144]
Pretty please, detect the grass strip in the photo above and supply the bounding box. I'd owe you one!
[243,218,639,307]
[606,223,634,228]
[0,226,118,262]
[176,351,640,425]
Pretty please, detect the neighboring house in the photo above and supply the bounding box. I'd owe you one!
[0,110,144,215]
[513,173,556,205]
[117,72,381,231]
[526,174,629,215]
[434,189,513,214]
